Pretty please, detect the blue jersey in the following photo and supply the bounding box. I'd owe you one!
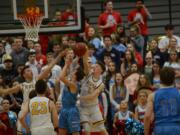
[154,87,180,135]
[62,86,78,108]
[59,86,80,133]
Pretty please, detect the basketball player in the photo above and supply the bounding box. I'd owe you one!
[79,49,109,135]
[19,79,58,135]
[0,52,64,104]
[58,55,85,135]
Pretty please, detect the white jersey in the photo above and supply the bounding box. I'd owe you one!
[118,111,131,120]
[21,80,35,103]
[29,97,54,129]
[136,105,146,121]
[80,75,103,107]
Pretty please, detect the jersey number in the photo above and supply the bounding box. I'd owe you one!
[31,101,48,115]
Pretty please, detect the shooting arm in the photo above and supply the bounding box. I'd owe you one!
[59,61,76,93]
[37,52,62,80]
[83,48,89,75]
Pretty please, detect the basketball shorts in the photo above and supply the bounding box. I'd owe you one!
[31,127,55,135]
[59,106,80,133]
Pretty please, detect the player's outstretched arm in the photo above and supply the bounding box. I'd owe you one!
[0,84,21,96]
[59,57,77,93]
[82,46,89,75]
[37,51,65,80]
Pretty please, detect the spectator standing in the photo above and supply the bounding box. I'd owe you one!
[25,50,39,80]
[34,42,47,72]
[86,26,102,51]
[129,26,145,57]
[97,36,122,69]
[98,0,122,36]
[127,0,152,37]
[10,37,29,67]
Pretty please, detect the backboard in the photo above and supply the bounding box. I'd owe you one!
[0,0,84,35]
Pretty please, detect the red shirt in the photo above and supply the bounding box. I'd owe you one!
[36,54,47,66]
[0,112,14,135]
[135,51,143,67]
[127,9,148,36]
[98,11,122,36]
[39,35,49,55]
[61,11,77,26]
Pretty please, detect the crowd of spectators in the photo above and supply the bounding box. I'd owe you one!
[0,0,180,135]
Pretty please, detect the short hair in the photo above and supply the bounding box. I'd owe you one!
[164,24,174,30]
[104,0,113,6]
[1,98,10,105]
[87,44,96,50]
[96,61,106,73]
[160,67,175,86]
[29,90,37,99]
[104,52,111,57]
[53,42,60,46]
[46,52,54,57]
[137,89,148,97]
[75,67,85,82]
[103,35,112,41]
[136,0,144,4]
[21,65,30,77]
[28,50,36,57]
[35,79,47,94]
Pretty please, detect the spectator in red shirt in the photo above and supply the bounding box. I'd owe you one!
[127,0,152,36]
[61,4,77,26]
[98,0,122,36]
[34,42,47,71]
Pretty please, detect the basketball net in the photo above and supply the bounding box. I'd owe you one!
[18,7,44,42]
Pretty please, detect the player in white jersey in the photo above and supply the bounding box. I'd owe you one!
[19,79,58,135]
[79,49,108,135]
[0,52,63,103]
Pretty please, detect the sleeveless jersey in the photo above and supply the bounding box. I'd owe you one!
[29,97,53,129]
[118,111,131,120]
[154,87,180,126]
[21,80,35,103]
[61,86,78,108]
[80,75,103,107]
[136,105,146,122]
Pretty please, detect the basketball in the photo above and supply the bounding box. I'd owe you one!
[73,43,87,57]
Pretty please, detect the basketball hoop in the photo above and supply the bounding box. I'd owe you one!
[18,7,44,42]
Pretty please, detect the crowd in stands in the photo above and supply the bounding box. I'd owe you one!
[0,0,180,135]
